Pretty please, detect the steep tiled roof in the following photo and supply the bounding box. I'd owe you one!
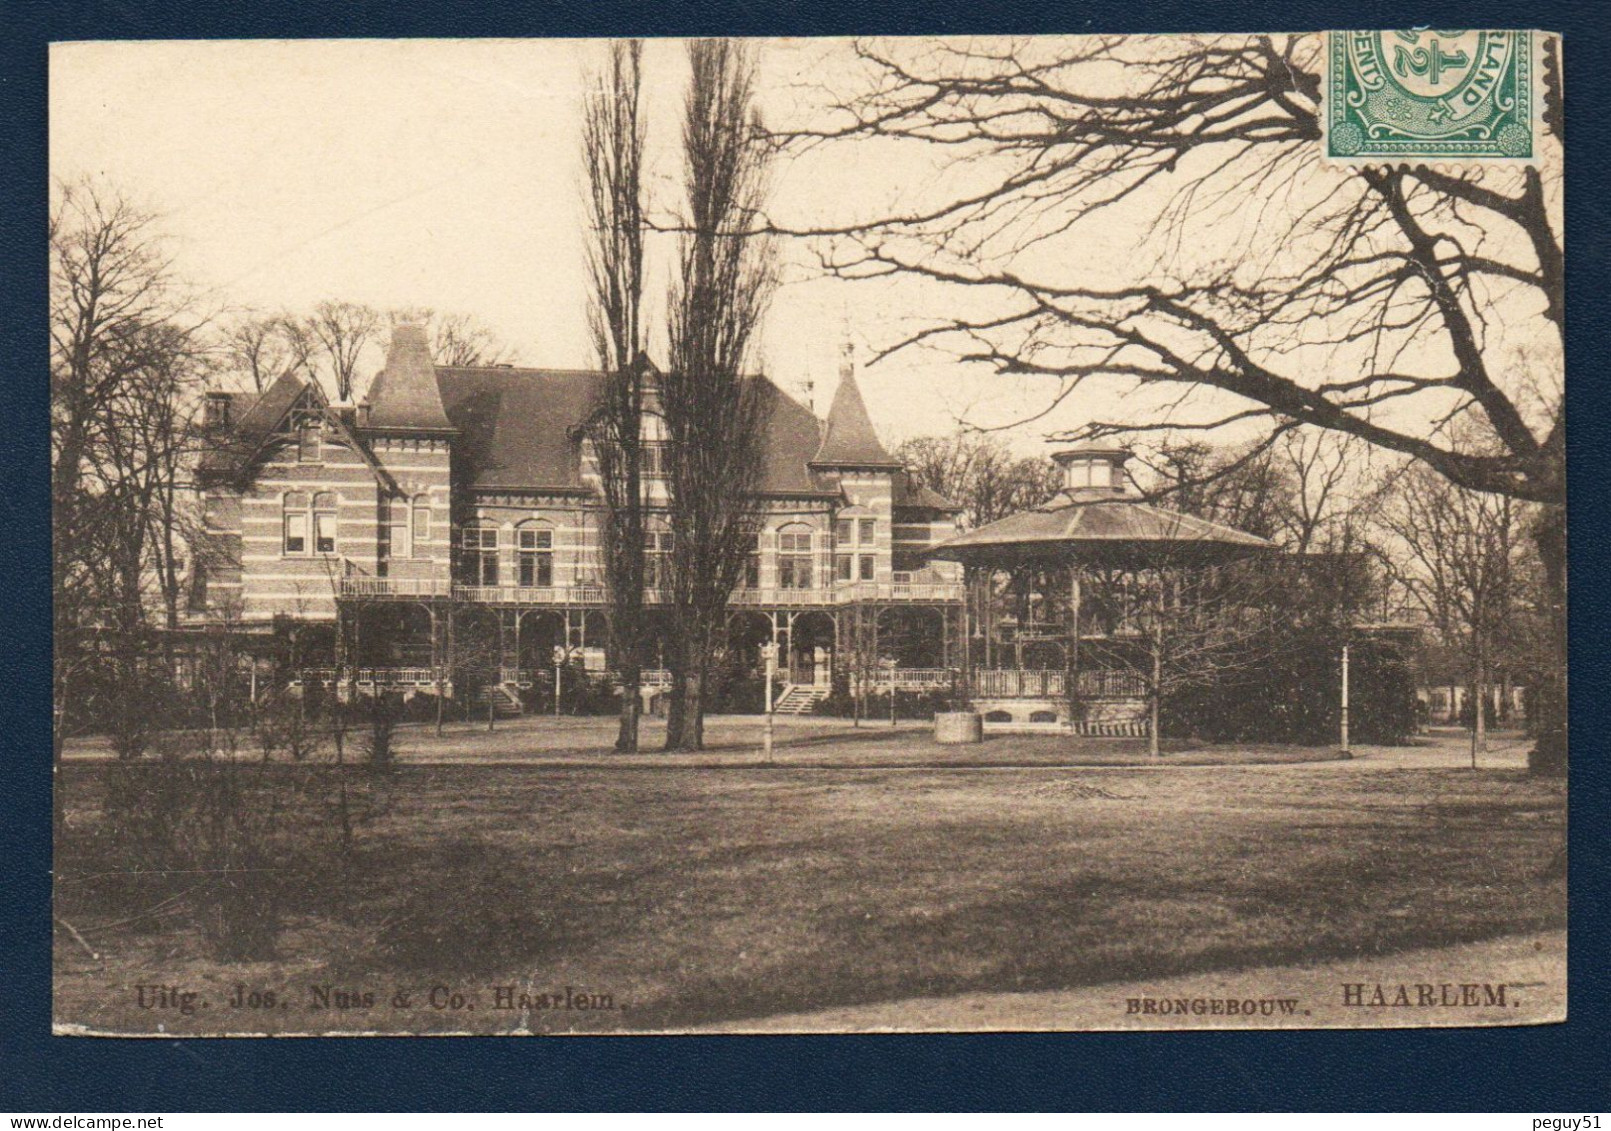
[813,369,899,467]
[435,365,838,497]
[366,324,454,431]
[892,470,962,513]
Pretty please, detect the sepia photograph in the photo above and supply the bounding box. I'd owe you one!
[49,32,1566,1036]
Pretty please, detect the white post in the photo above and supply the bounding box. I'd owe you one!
[762,641,777,763]
[554,645,564,718]
[1340,641,1351,755]
[887,657,897,727]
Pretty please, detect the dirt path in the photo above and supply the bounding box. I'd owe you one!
[694,930,1566,1032]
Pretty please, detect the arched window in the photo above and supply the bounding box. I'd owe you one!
[312,492,338,555]
[461,525,500,585]
[777,524,814,590]
[517,523,554,588]
[411,495,431,551]
[283,492,310,555]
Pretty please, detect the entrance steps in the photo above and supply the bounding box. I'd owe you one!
[476,683,524,718]
[774,684,829,716]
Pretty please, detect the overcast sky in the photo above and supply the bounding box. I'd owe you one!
[52,37,1117,452]
[51,35,1553,467]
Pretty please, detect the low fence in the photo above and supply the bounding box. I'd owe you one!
[338,577,963,606]
[293,665,1145,699]
[296,667,441,687]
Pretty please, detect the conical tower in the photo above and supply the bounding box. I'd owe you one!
[811,343,898,468]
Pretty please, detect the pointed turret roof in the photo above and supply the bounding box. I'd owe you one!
[365,324,454,432]
[812,363,899,467]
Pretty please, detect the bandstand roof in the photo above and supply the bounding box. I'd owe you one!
[929,489,1277,569]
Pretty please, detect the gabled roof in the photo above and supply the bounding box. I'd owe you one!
[365,324,454,431]
[197,370,313,475]
[435,365,839,497]
[198,370,396,493]
[812,368,899,467]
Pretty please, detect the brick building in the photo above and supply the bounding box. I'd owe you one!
[192,324,964,711]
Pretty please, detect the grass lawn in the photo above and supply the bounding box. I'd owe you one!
[60,713,1348,766]
[53,727,1565,1034]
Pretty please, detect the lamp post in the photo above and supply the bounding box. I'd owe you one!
[761,641,778,763]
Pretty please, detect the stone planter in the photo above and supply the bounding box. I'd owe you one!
[934,711,984,745]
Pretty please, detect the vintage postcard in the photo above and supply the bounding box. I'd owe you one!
[50,32,1565,1035]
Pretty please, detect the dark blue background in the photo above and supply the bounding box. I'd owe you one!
[3,0,1606,1112]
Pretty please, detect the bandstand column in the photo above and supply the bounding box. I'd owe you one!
[960,563,974,705]
[1069,563,1082,703]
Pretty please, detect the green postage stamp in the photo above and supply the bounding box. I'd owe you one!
[1325,30,1540,162]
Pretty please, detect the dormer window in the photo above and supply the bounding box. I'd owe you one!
[298,423,322,463]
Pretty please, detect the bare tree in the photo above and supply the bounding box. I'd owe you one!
[580,39,650,753]
[894,431,1060,528]
[433,312,515,368]
[50,180,189,767]
[221,312,311,394]
[1079,553,1281,757]
[782,35,1566,770]
[303,300,380,401]
[660,39,778,751]
[1375,459,1535,763]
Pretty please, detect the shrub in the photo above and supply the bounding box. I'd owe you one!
[363,692,404,770]
[255,695,323,763]
[1159,630,1417,745]
[96,748,287,960]
[812,686,957,720]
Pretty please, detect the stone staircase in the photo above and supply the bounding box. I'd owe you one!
[475,683,524,719]
[773,684,829,716]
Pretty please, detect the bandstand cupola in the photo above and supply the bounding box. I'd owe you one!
[1051,444,1133,497]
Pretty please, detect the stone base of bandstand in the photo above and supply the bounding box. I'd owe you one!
[971,697,1150,737]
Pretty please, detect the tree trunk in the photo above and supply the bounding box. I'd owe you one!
[665,620,712,752]
[664,636,688,751]
[616,670,641,753]
[689,660,706,751]
[1529,509,1567,774]
[1471,639,1486,767]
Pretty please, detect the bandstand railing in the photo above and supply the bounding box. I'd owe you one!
[972,668,1147,699]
